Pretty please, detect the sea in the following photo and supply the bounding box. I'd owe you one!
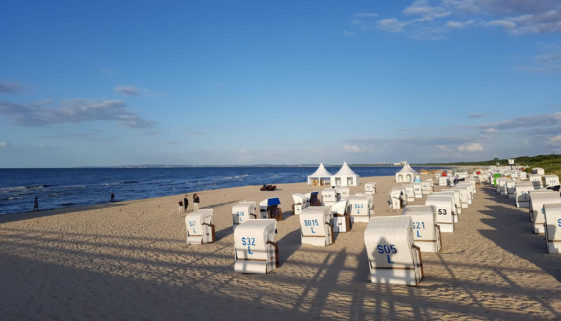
[0,166,441,215]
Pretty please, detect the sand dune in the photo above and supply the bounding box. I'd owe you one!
[1,175,560,320]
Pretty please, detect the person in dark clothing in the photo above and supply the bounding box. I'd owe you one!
[111,192,115,202]
[183,195,189,211]
[33,197,39,211]
[193,193,200,211]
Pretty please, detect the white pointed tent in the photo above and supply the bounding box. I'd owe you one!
[307,163,332,186]
[396,163,418,183]
[331,162,359,187]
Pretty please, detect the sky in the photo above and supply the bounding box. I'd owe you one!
[1,0,560,167]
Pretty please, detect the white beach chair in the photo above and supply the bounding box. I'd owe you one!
[451,185,470,209]
[421,181,433,195]
[533,168,545,175]
[529,174,543,189]
[300,206,334,246]
[402,185,415,202]
[544,204,561,253]
[331,199,351,233]
[364,216,424,286]
[544,175,560,187]
[432,190,461,218]
[426,194,455,233]
[234,219,279,274]
[412,183,423,199]
[389,187,406,210]
[402,205,441,253]
[365,182,377,195]
[347,195,372,223]
[321,189,339,207]
[495,177,506,194]
[529,191,561,234]
[232,201,257,227]
[498,178,510,197]
[356,193,375,212]
[505,180,516,199]
[457,182,473,204]
[335,187,350,200]
[292,193,309,215]
[185,209,216,244]
[515,181,534,208]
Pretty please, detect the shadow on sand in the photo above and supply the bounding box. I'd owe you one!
[479,186,561,282]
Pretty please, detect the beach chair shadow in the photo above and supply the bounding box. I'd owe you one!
[277,229,301,266]
[478,200,561,282]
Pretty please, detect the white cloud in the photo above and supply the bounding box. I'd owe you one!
[378,19,407,32]
[487,19,517,29]
[114,85,141,96]
[343,145,364,153]
[457,142,484,152]
[354,13,378,18]
[548,134,561,144]
[403,0,452,21]
[0,82,24,94]
[0,141,6,148]
[447,20,475,28]
[349,0,561,39]
[342,30,355,36]
[0,99,155,128]
[482,127,498,134]
[468,113,488,118]
[480,112,561,129]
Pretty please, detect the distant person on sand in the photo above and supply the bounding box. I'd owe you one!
[178,200,183,214]
[33,197,39,211]
[193,193,200,211]
[111,192,115,202]
[183,195,189,211]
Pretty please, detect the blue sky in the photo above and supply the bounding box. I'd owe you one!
[1,0,560,167]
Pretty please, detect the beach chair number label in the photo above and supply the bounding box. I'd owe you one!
[189,221,196,233]
[377,244,397,264]
[304,219,320,233]
[412,221,425,237]
[241,237,256,254]
[438,209,447,215]
[237,211,244,222]
[558,218,561,227]
[354,203,363,214]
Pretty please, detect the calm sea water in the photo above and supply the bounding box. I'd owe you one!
[0,166,440,215]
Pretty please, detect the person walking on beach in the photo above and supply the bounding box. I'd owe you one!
[183,194,189,211]
[33,197,39,211]
[178,200,183,214]
[193,193,200,211]
[111,192,115,202]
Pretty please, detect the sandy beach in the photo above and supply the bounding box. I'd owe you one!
[1,175,561,320]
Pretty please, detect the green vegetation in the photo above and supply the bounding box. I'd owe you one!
[521,156,561,177]
[419,154,561,176]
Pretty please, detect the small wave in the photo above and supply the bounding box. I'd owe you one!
[124,181,139,184]
[1,196,22,201]
[60,202,75,206]
[59,185,86,190]
[0,186,27,192]
[25,185,49,189]
[102,182,120,186]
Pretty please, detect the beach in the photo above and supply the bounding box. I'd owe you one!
[1,175,561,320]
